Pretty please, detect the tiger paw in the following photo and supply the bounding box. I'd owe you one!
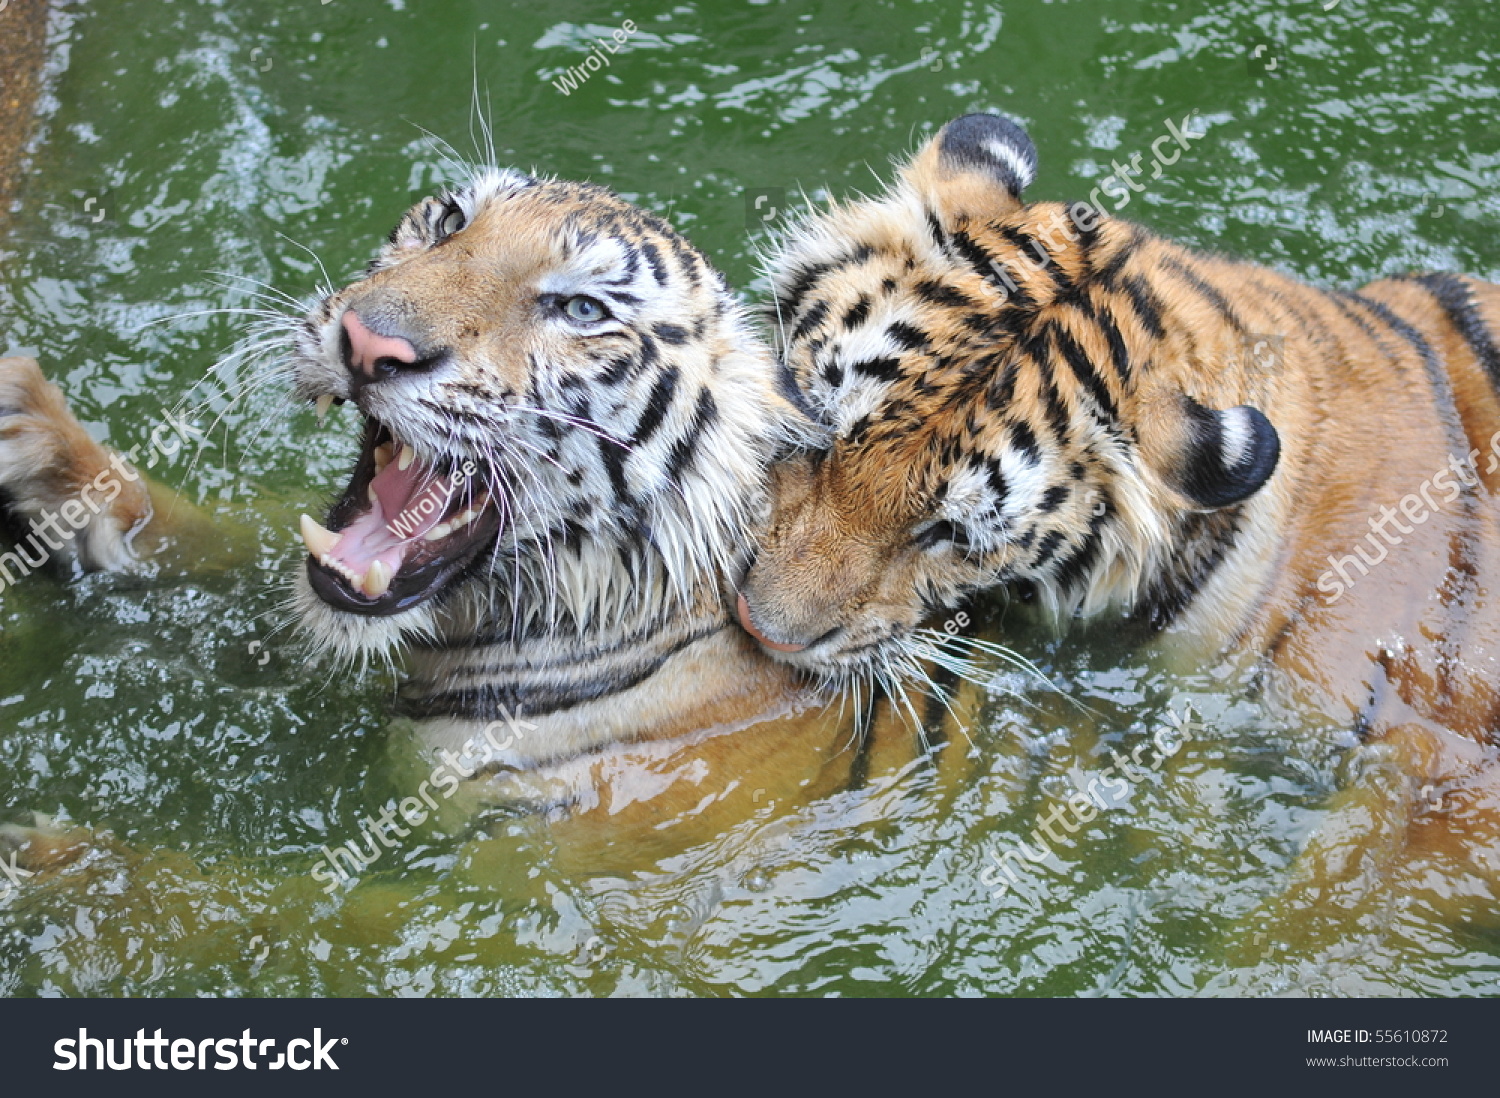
[0,812,94,883]
[0,355,150,573]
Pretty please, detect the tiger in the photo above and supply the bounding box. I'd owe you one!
[0,162,990,907]
[735,112,1500,922]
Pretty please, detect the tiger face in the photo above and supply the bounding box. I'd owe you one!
[737,115,1282,678]
[287,169,806,663]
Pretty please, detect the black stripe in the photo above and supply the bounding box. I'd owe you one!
[777,246,877,318]
[1119,274,1166,339]
[778,262,832,317]
[792,299,830,342]
[1070,292,1132,386]
[667,234,701,288]
[1324,291,1395,357]
[636,332,660,374]
[610,241,640,284]
[844,684,886,792]
[600,435,630,503]
[1160,255,1247,334]
[886,321,928,351]
[599,353,636,386]
[641,241,669,285]
[666,387,718,482]
[919,653,963,749]
[1002,225,1070,293]
[1094,228,1141,287]
[1069,211,1101,277]
[400,625,722,720]
[1136,509,1243,630]
[914,280,974,309]
[1053,506,1109,591]
[985,357,1019,411]
[1036,365,1071,439]
[1009,419,1039,464]
[1336,291,1449,404]
[851,356,903,381]
[1242,275,1333,355]
[842,294,873,329]
[1032,529,1065,569]
[951,230,1034,310]
[1052,324,1118,420]
[1403,273,1500,394]
[925,208,947,249]
[1096,303,1132,385]
[632,366,680,446]
[984,457,1009,503]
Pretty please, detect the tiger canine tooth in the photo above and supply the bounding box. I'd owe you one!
[364,560,393,598]
[424,522,453,542]
[373,443,395,473]
[451,508,479,530]
[299,514,342,563]
[368,483,379,503]
[314,394,335,423]
[398,443,416,472]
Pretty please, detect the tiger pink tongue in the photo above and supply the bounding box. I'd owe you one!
[371,456,451,539]
[326,456,454,580]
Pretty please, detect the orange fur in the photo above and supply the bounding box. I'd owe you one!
[744,116,1500,894]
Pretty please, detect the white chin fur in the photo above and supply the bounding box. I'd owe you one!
[291,568,438,669]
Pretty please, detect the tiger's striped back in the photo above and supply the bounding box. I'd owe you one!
[736,115,1500,888]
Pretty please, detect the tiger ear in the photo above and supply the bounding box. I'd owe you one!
[1135,390,1281,509]
[901,113,1038,231]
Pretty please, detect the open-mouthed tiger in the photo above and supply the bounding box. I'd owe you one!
[736,113,1500,914]
[0,165,991,885]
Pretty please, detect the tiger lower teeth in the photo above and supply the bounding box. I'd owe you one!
[364,560,393,598]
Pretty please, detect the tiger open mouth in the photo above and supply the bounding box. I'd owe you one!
[299,417,504,616]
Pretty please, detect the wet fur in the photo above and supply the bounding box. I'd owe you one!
[742,115,1500,894]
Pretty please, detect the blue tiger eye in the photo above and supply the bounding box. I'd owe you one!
[563,295,607,322]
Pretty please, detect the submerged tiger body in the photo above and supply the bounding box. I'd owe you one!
[738,114,1500,901]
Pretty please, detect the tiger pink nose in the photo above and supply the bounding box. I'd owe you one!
[341,310,418,378]
[736,593,808,653]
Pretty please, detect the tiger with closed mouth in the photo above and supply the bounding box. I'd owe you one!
[737,113,1500,908]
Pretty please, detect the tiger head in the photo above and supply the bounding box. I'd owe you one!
[284,169,809,663]
[736,115,1282,680]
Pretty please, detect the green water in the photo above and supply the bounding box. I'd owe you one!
[1,0,1497,996]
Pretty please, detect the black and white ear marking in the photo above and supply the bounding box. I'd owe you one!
[1175,398,1280,508]
[937,114,1038,199]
